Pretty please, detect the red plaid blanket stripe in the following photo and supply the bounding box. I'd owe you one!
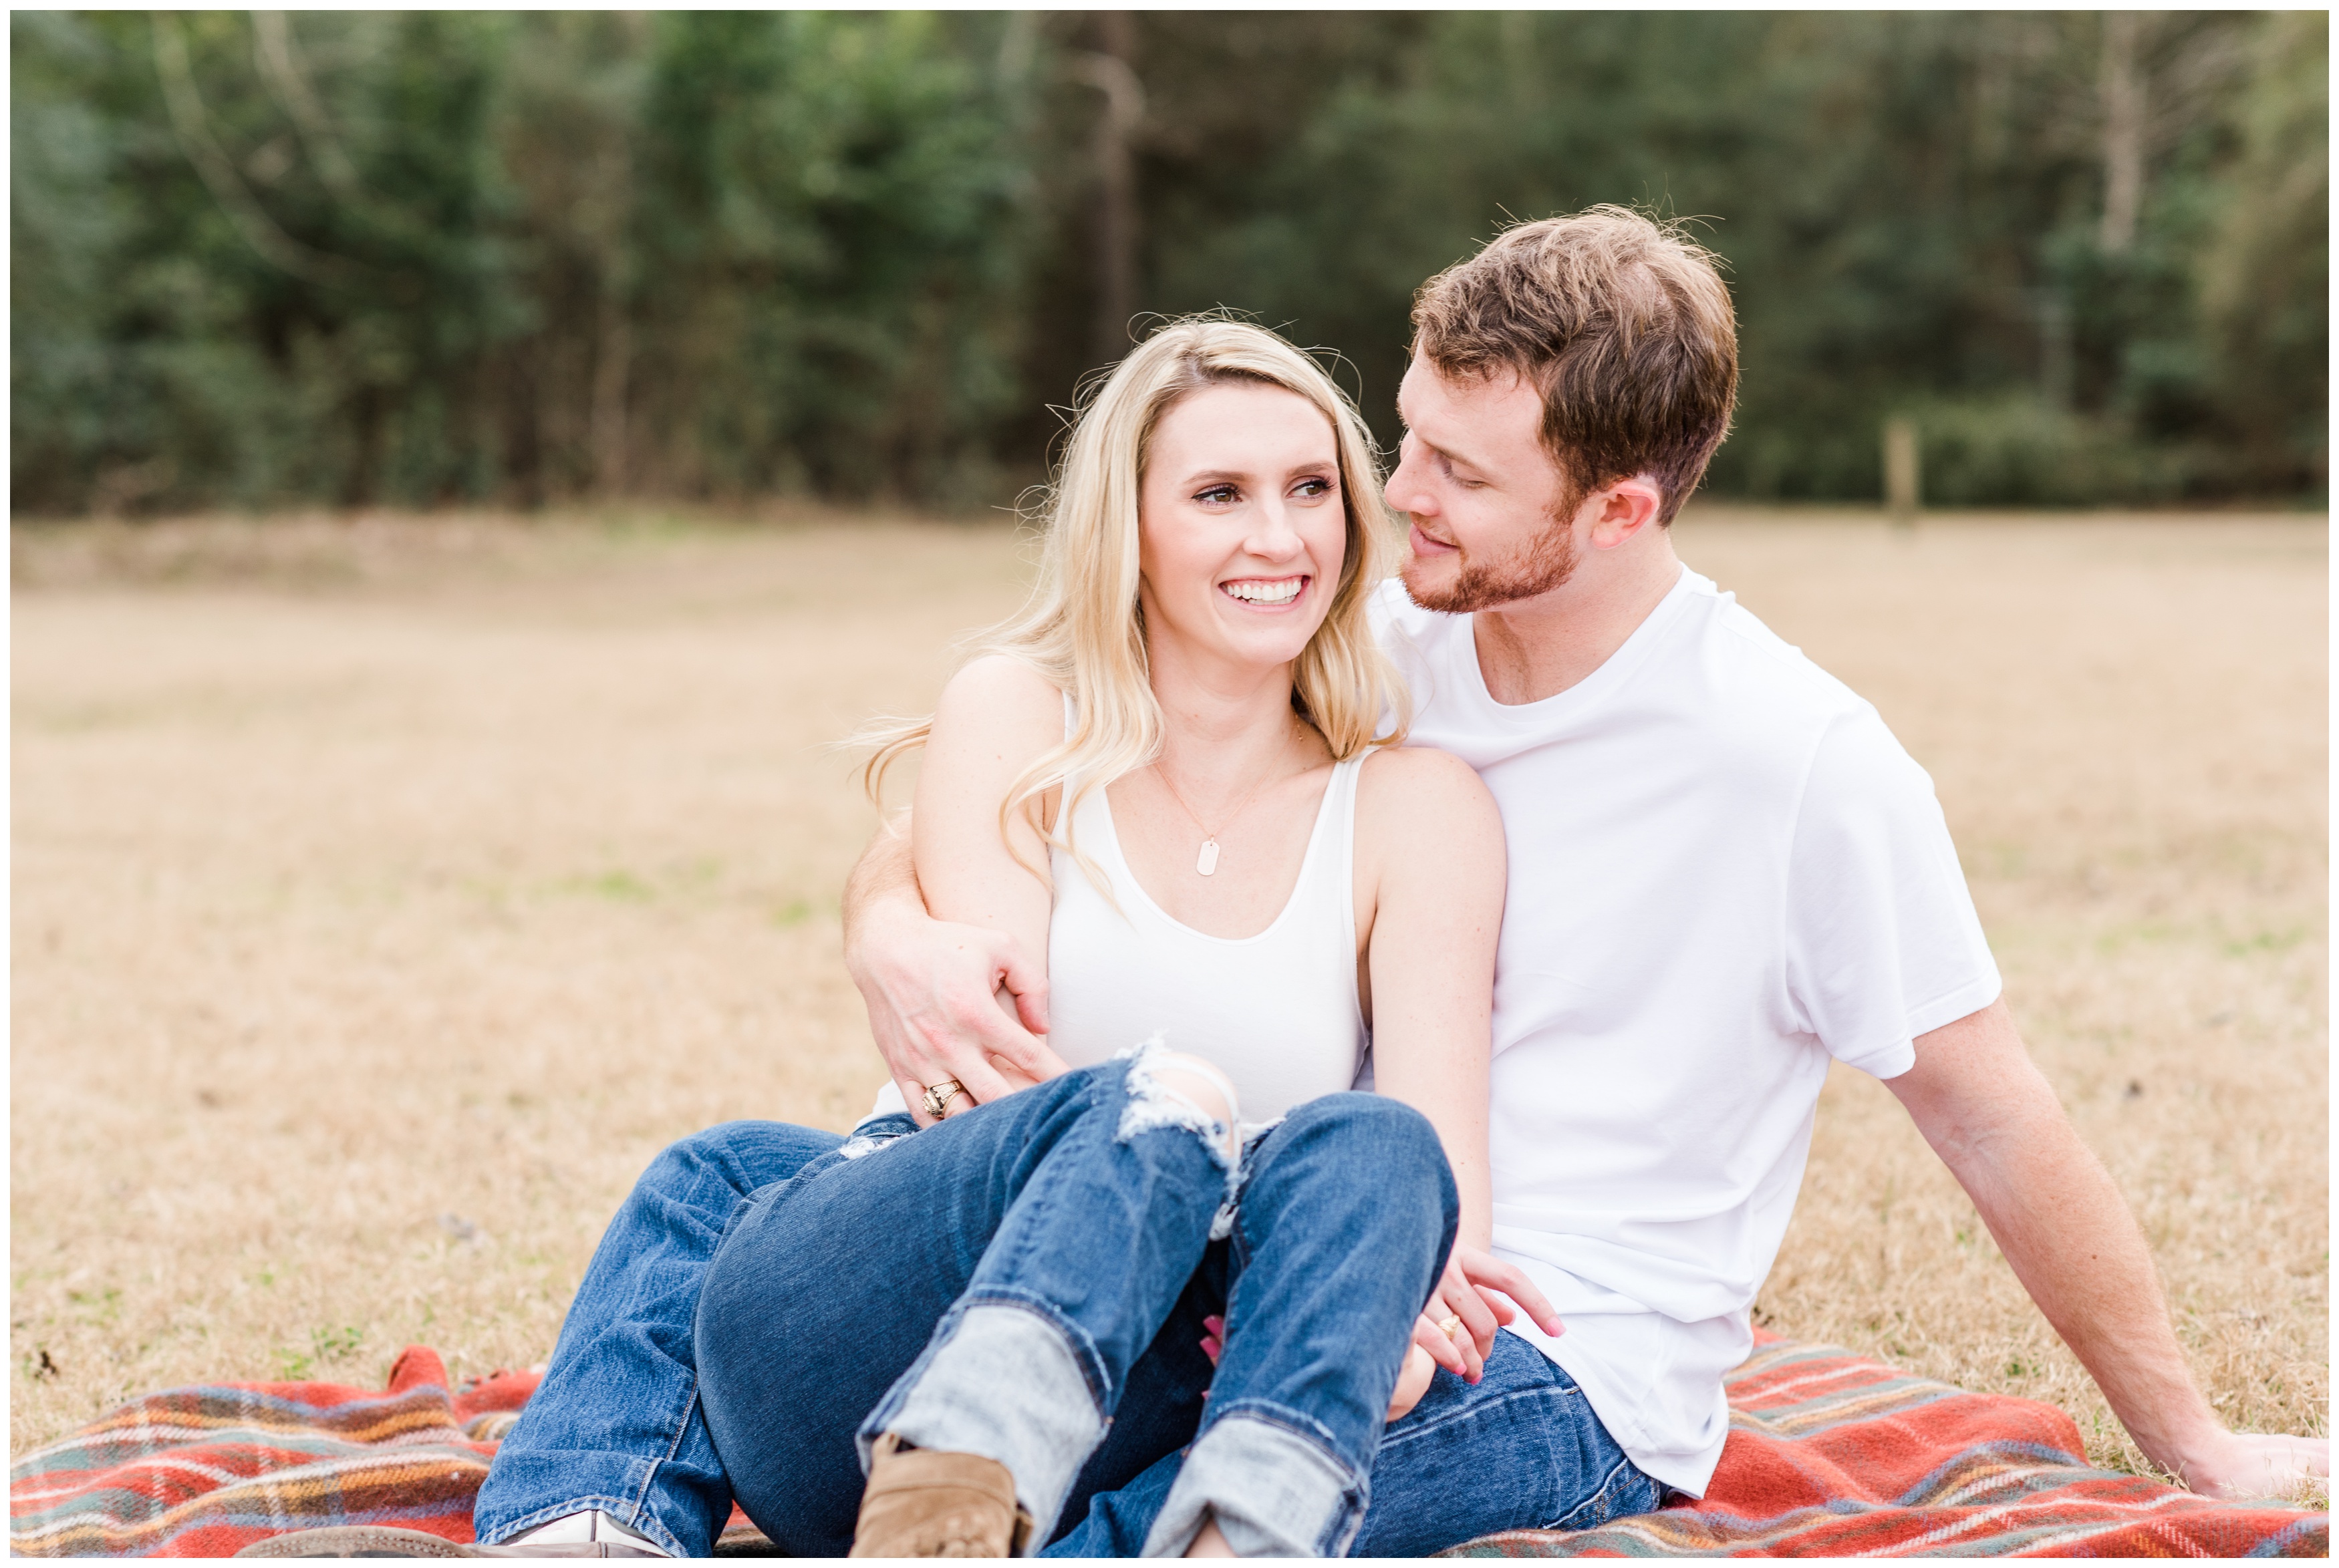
[10,1336,2324,1557]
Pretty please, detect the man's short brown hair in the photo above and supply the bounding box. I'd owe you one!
[1411,206,1738,525]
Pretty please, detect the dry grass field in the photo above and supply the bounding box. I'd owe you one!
[11,506,2328,1491]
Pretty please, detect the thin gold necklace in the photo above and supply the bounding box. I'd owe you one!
[1150,726,1295,877]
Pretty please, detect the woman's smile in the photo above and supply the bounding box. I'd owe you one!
[1220,574,1310,609]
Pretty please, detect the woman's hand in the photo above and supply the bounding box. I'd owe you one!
[1414,1244,1566,1383]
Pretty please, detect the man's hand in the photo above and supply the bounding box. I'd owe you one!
[841,823,1069,1123]
[850,899,1065,1122]
[1416,1243,1564,1384]
[2172,1432,2329,1503]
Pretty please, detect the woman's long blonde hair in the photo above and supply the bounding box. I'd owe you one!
[859,315,1409,878]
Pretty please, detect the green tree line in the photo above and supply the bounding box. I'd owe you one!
[11,11,2326,516]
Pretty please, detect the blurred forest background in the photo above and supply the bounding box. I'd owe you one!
[11,9,2328,518]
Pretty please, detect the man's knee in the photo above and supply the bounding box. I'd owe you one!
[636,1120,840,1205]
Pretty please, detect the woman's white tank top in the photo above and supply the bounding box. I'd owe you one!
[861,707,1370,1125]
[1044,738,1369,1123]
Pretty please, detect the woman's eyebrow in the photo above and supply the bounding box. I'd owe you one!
[1180,458,1337,487]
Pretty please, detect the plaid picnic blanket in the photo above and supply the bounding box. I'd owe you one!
[1448,1335,2327,1557]
[11,1336,2326,1557]
[10,1347,533,1559]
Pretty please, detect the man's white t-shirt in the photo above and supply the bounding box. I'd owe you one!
[1373,566,2001,1497]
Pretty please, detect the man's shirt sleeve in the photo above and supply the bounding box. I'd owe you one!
[1782,708,2002,1079]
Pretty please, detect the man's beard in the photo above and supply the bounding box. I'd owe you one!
[1399,509,1579,614]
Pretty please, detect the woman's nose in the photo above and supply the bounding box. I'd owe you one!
[1244,500,1306,560]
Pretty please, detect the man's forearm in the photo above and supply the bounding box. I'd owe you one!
[1954,1090,2219,1471]
[841,812,922,962]
[1897,1006,2221,1479]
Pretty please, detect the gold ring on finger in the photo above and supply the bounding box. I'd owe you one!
[1437,1313,1464,1338]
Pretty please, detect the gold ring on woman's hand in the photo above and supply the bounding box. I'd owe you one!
[1436,1313,1464,1338]
[920,1078,969,1119]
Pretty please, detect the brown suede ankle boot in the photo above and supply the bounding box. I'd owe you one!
[849,1434,1035,1558]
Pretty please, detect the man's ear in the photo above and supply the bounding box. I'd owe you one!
[1587,476,1665,550]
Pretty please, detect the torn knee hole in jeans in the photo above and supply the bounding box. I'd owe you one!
[1116,1040,1242,1170]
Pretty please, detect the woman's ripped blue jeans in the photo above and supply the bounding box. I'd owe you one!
[475,1056,1457,1557]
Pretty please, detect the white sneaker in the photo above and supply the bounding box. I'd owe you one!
[476,1511,672,1558]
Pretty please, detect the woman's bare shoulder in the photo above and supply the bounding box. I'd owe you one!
[1354,743,1505,885]
[1355,742,1500,821]
[931,654,1065,742]
[918,656,1067,842]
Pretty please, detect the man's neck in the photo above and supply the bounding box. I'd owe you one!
[1470,532,1683,705]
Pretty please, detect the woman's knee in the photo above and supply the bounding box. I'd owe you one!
[1123,1049,1242,1162]
[1290,1092,1439,1154]
[1274,1095,1456,1213]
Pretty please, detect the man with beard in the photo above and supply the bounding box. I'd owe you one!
[844,207,2327,1553]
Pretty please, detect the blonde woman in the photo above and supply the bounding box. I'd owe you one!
[434,321,1558,1561]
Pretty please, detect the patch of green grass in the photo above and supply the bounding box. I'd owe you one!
[2220,925,2310,957]
[311,1324,364,1362]
[565,870,654,903]
[67,1287,120,1325]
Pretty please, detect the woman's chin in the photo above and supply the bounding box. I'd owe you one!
[1218,626,1325,674]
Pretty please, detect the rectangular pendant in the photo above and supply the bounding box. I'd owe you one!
[1196,839,1220,877]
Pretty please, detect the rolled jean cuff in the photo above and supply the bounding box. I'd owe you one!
[859,1297,1107,1551]
[1138,1407,1369,1558]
